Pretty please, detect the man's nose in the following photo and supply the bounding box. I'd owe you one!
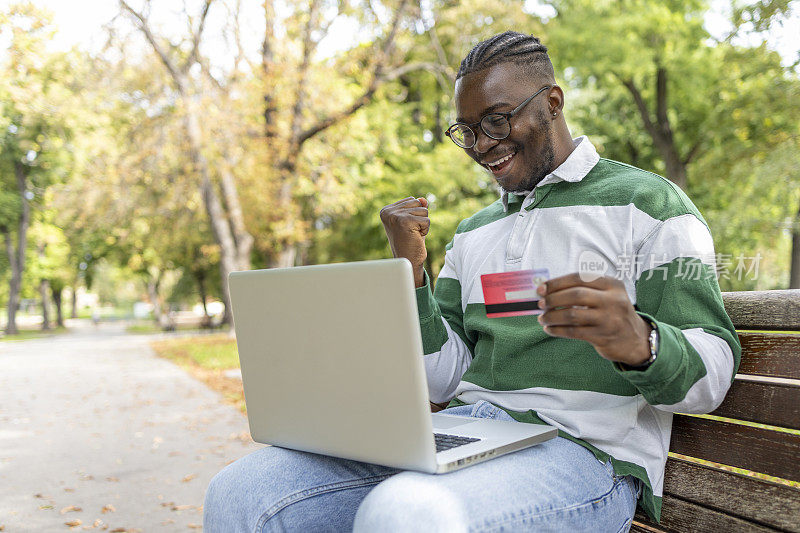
[473,129,500,154]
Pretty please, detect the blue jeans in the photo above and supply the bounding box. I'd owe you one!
[204,401,640,532]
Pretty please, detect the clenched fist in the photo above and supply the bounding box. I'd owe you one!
[380,197,430,287]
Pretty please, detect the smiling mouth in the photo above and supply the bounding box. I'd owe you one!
[484,152,516,174]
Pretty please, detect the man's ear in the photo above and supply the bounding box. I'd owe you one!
[548,85,565,117]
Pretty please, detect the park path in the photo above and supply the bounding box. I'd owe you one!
[0,321,263,532]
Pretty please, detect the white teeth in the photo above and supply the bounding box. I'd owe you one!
[487,153,514,167]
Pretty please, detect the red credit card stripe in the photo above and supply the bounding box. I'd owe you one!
[485,301,540,314]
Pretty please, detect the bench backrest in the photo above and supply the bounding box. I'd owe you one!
[632,289,800,532]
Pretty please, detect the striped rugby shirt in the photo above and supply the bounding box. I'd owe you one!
[414,136,740,521]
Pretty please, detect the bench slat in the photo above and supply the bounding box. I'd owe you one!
[670,415,800,482]
[662,458,800,531]
[723,290,800,330]
[711,377,800,430]
[632,495,777,532]
[737,332,800,379]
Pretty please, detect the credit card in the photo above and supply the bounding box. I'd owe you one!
[480,269,550,318]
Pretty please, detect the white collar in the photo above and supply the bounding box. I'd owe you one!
[501,136,600,212]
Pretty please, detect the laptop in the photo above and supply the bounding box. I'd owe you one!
[228,259,557,474]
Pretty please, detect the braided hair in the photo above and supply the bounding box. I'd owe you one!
[456,31,555,81]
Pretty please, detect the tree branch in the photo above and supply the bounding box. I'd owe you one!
[262,0,278,138]
[119,0,185,88]
[655,66,668,130]
[683,140,702,166]
[188,0,213,67]
[294,0,409,148]
[290,0,321,143]
[619,75,659,140]
[426,15,455,83]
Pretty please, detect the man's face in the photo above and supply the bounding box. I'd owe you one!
[454,62,555,193]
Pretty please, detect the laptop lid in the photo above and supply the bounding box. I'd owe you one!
[229,259,439,472]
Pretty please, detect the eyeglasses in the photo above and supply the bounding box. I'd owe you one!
[445,85,553,149]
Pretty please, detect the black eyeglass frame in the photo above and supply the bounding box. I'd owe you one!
[444,85,554,149]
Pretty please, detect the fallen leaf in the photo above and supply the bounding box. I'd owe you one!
[109,529,126,532]
[65,519,83,527]
[160,502,175,508]
[64,488,76,492]
[34,493,51,499]
[181,474,196,483]
[39,504,54,510]
[92,520,105,528]
[188,524,202,529]
[101,504,115,514]
[171,504,193,511]
[105,477,119,482]
[61,506,82,514]
[160,519,175,525]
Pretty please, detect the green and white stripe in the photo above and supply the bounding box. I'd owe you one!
[415,138,741,522]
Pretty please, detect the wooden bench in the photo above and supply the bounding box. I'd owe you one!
[632,289,800,532]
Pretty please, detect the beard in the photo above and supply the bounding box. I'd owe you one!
[507,110,556,193]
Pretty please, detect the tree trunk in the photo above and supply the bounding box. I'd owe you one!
[183,108,239,325]
[122,1,239,326]
[52,285,64,328]
[621,69,690,190]
[3,229,21,335]
[790,202,800,289]
[262,0,278,138]
[273,171,299,268]
[3,162,31,336]
[40,279,51,331]
[71,287,78,319]
[147,275,164,327]
[219,163,254,270]
[195,269,211,327]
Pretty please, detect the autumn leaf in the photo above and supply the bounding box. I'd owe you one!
[61,506,82,514]
[105,477,120,482]
[101,504,116,513]
[171,504,193,511]
[188,524,202,529]
[64,519,82,527]
[181,474,196,483]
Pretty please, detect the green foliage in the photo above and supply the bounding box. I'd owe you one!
[4,0,799,312]
[546,0,800,289]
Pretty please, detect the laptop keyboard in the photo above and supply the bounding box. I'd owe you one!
[434,433,480,452]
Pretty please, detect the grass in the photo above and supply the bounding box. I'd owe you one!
[126,322,208,334]
[0,326,68,342]
[150,334,245,412]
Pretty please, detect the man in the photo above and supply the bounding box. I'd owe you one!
[204,32,740,531]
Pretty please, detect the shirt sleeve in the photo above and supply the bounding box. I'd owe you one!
[415,242,474,404]
[615,213,741,414]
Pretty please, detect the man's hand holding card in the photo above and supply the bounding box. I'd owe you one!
[535,273,653,367]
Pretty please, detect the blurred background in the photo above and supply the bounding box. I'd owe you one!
[1,0,799,335]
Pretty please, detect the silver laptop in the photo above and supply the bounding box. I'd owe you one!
[229,259,556,474]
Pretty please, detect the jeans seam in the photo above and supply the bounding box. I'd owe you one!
[473,475,629,532]
[254,473,393,532]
